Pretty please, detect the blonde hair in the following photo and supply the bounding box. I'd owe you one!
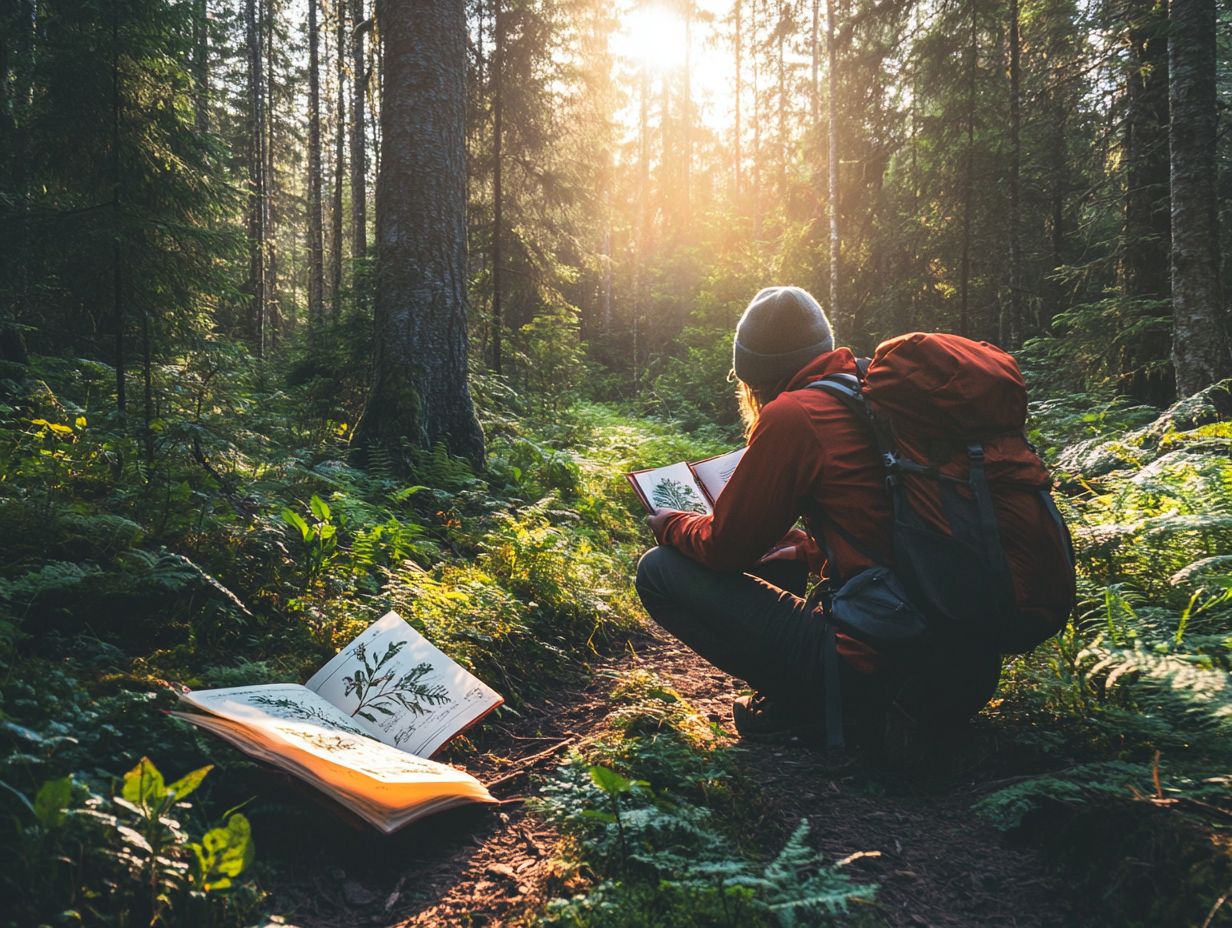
[738,381,766,440]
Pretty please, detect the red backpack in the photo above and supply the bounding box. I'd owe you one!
[809,332,1076,655]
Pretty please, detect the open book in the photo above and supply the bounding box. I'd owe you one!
[627,447,747,514]
[172,612,503,833]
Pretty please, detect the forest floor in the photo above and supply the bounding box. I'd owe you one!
[268,626,1080,928]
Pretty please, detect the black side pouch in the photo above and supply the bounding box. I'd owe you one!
[830,566,930,652]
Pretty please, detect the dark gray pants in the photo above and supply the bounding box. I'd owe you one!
[635,546,846,715]
[634,546,1001,726]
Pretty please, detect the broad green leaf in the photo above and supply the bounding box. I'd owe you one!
[579,808,617,824]
[33,776,72,827]
[122,757,167,810]
[588,765,633,795]
[167,764,213,802]
[281,508,311,541]
[309,494,331,522]
[192,813,255,891]
[391,485,428,501]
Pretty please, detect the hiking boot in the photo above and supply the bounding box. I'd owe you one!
[731,693,823,742]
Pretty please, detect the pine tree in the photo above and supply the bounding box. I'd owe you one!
[355,0,484,465]
[1168,0,1229,395]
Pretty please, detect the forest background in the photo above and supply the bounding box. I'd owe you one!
[1,0,1231,924]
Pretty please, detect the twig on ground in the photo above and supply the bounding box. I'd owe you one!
[487,737,577,789]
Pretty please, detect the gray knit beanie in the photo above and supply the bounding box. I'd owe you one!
[732,286,834,388]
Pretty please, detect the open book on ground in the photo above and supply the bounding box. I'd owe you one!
[172,611,503,833]
[627,447,747,514]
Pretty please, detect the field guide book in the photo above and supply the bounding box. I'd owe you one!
[627,447,746,514]
[172,611,503,833]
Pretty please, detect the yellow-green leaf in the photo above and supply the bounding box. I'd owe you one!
[166,764,212,802]
[33,776,72,827]
[121,757,166,809]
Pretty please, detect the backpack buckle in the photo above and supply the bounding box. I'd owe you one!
[967,444,985,461]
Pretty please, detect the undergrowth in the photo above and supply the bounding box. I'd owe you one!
[3,339,1231,927]
[0,347,727,926]
[983,382,1232,927]
[534,669,877,927]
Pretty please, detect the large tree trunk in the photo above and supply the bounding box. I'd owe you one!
[193,0,209,132]
[776,9,786,196]
[263,0,279,346]
[111,4,125,411]
[1044,89,1067,333]
[810,0,819,125]
[1006,0,1022,348]
[1124,0,1170,302]
[245,0,266,355]
[331,0,345,312]
[733,0,742,196]
[356,0,484,465]
[1124,0,1173,401]
[1168,0,1228,395]
[958,2,977,338]
[490,0,504,374]
[307,0,324,326]
[350,0,367,260]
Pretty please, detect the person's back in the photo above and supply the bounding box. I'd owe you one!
[637,285,1075,744]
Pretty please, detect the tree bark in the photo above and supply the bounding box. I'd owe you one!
[810,0,819,125]
[332,0,345,312]
[263,0,278,346]
[958,2,977,338]
[733,0,742,196]
[112,1,125,412]
[826,0,839,316]
[776,8,786,196]
[1168,0,1229,395]
[1123,0,1173,401]
[1124,0,1170,303]
[1045,88,1067,333]
[307,0,324,326]
[356,0,484,465]
[1007,0,1023,347]
[245,0,266,355]
[193,0,209,132]
[350,0,367,260]
[490,0,504,374]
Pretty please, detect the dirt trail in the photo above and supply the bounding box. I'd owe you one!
[269,630,1078,928]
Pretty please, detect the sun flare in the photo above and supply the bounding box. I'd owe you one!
[616,5,690,73]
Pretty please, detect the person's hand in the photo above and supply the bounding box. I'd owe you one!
[646,509,679,543]
[757,527,810,563]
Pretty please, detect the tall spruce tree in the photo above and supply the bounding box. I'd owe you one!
[1168,0,1228,395]
[355,0,484,464]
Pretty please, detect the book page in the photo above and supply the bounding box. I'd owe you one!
[179,683,383,742]
[305,611,504,758]
[626,461,712,514]
[689,447,747,506]
[171,710,495,833]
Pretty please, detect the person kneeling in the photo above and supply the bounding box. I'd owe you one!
[635,286,1074,746]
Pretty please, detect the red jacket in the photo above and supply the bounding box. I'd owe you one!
[661,348,1072,673]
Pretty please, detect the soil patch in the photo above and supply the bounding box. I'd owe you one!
[264,630,1078,927]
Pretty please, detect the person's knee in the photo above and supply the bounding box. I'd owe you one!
[635,545,677,601]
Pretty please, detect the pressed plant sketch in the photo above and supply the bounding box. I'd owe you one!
[272,726,451,778]
[342,641,452,723]
[651,476,709,513]
[305,612,504,759]
[627,455,748,515]
[250,694,371,737]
